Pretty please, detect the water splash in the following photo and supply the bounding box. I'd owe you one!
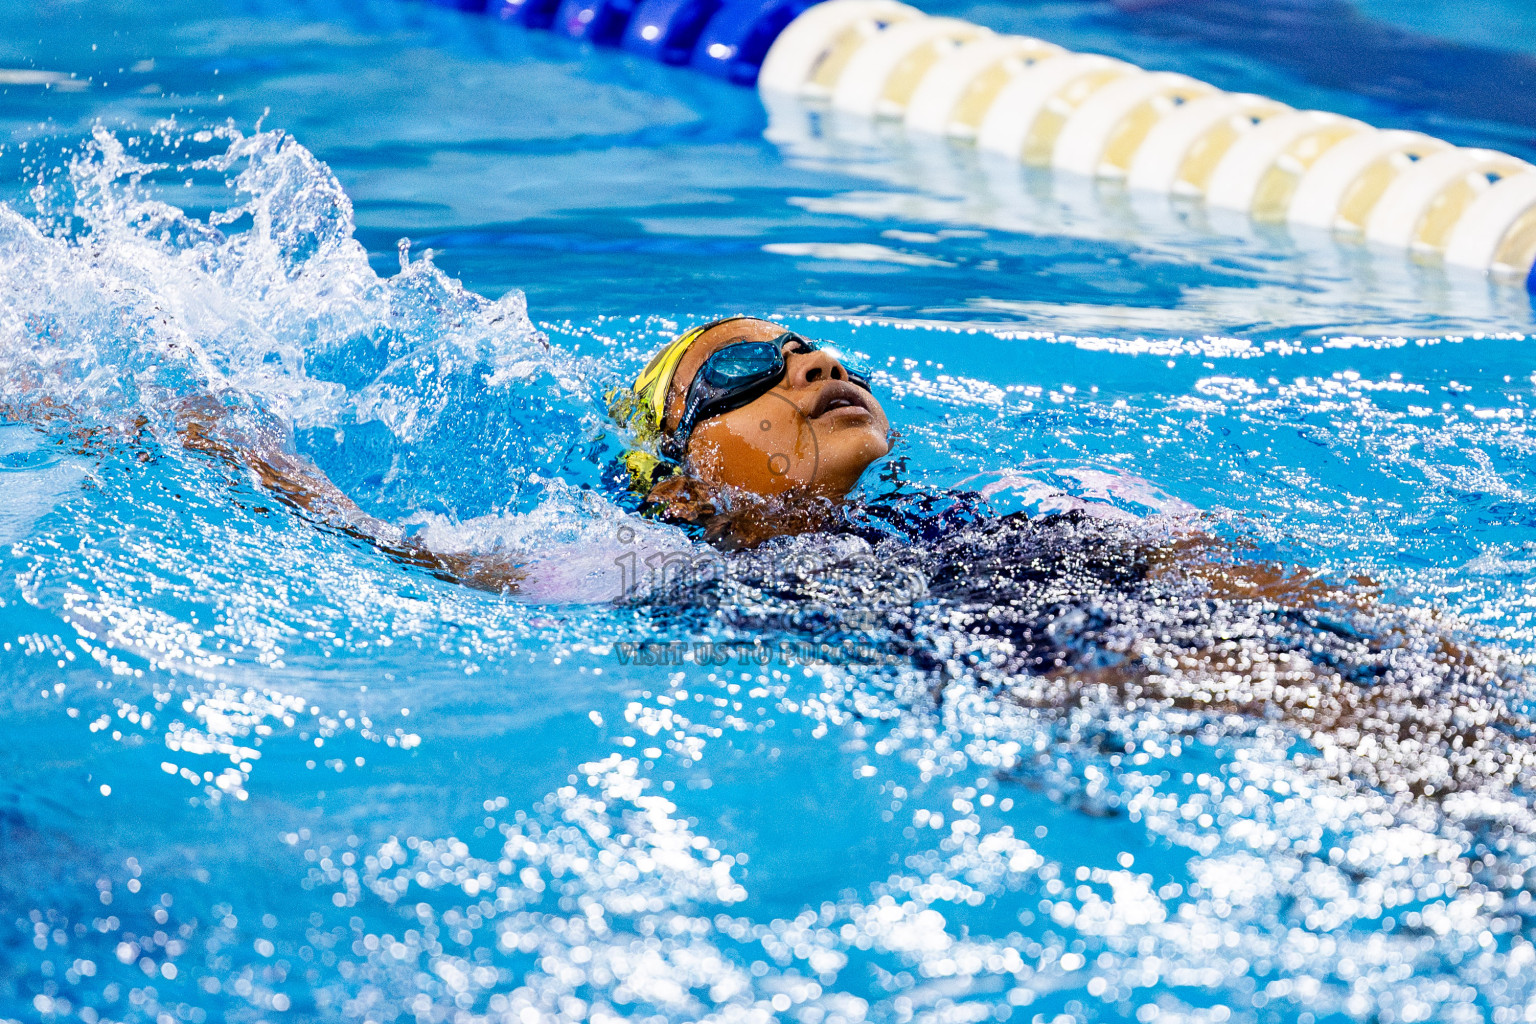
[0,123,617,526]
[3,123,1536,1024]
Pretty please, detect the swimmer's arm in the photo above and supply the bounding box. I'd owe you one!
[1144,532,1482,664]
[1144,532,1379,610]
[3,381,524,592]
[174,401,527,594]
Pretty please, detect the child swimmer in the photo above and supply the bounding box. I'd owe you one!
[171,314,1406,605]
[16,314,1525,799]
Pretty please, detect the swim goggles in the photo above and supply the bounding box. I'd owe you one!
[669,332,873,454]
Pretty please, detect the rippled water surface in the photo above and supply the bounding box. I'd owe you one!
[5,2,1536,1023]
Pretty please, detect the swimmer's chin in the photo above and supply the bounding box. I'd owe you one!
[812,424,892,485]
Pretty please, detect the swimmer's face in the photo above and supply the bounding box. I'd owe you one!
[662,318,891,500]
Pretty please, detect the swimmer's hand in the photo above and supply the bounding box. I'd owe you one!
[1144,526,1480,669]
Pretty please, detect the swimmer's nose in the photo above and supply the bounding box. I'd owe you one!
[783,344,850,388]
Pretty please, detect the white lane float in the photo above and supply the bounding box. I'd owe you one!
[1445,172,1536,275]
[757,0,921,99]
[1124,93,1291,195]
[1287,130,1451,231]
[903,34,1063,139]
[830,16,993,117]
[1204,110,1368,215]
[1365,148,1533,251]
[1053,71,1216,178]
[974,53,1135,162]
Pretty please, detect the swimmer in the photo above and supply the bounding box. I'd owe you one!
[4,315,1527,800]
[76,314,1392,607]
[0,313,1446,617]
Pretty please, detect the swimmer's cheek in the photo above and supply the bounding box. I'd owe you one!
[690,419,817,495]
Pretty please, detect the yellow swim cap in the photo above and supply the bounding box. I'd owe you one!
[610,316,751,493]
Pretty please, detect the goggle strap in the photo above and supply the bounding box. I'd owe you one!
[634,315,756,429]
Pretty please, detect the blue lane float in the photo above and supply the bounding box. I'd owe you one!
[622,0,723,64]
[555,0,639,43]
[688,0,820,83]
[492,0,807,80]
[492,0,563,30]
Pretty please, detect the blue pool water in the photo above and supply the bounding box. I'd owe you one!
[4,2,1536,1023]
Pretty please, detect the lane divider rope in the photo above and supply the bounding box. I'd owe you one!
[427,0,1536,289]
[757,0,1536,287]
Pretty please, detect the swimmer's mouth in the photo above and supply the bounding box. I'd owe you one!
[807,380,873,420]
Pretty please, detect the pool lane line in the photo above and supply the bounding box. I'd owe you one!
[418,0,1536,292]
